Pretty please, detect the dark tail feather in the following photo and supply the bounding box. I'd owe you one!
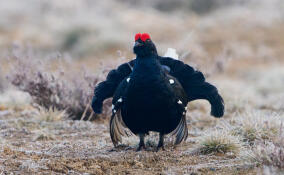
[171,115,188,145]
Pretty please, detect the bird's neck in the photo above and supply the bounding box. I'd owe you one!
[135,52,158,58]
[135,55,158,65]
[133,55,163,75]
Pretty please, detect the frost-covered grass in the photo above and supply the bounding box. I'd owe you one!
[253,137,284,170]
[2,61,284,174]
[0,0,284,174]
[196,128,243,155]
[36,107,67,122]
[230,111,283,144]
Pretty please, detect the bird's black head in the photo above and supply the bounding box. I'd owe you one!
[133,33,158,57]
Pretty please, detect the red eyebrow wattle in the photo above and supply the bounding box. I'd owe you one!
[141,33,150,42]
[135,33,142,41]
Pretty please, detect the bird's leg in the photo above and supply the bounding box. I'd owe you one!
[137,134,146,151]
[156,133,165,151]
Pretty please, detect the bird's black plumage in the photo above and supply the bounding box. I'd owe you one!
[92,33,224,150]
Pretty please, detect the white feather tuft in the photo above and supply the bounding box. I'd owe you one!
[164,48,179,60]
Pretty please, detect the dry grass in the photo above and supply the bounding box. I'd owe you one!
[0,107,256,174]
[5,46,109,120]
[36,107,67,122]
[252,136,284,171]
[230,111,283,144]
[33,128,55,141]
[195,127,243,155]
[0,0,284,174]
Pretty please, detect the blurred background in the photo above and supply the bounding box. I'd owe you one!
[0,1,284,173]
[1,0,284,118]
[0,0,284,118]
[1,0,283,66]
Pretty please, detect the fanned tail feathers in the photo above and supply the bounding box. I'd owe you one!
[170,115,188,145]
[110,109,132,147]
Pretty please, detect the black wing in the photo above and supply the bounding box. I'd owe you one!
[92,56,224,117]
[159,56,224,118]
[91,60,134,113]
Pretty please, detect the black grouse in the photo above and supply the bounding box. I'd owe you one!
[92,33,224,151]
